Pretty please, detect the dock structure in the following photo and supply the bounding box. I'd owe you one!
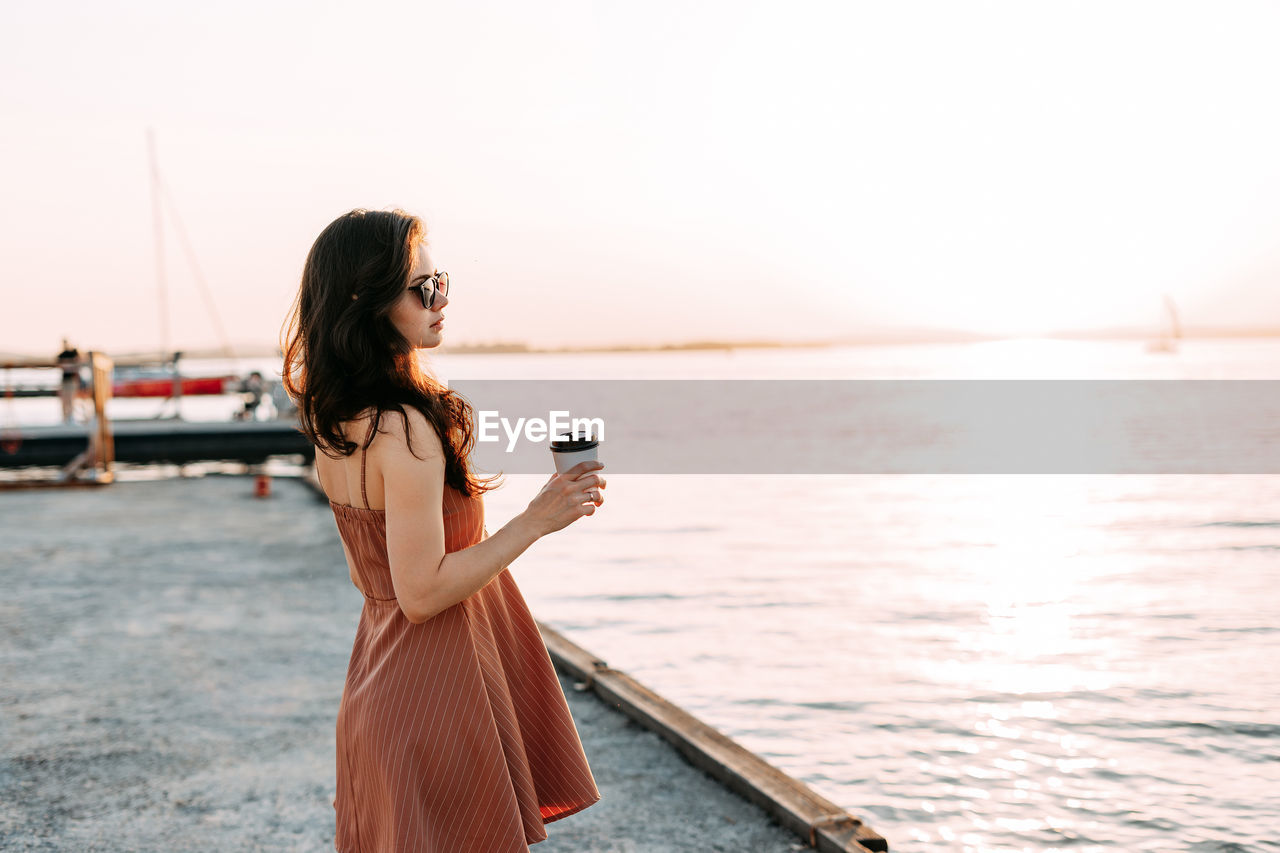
[0,474,889,851]
[0,419,312,470]
[2,352,118,483]
[2,349,292,484]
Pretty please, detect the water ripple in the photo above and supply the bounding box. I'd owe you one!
[574,592,687,602]
[1194,520,1280,528]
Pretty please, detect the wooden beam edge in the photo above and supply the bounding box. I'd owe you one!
[537,620,890,852]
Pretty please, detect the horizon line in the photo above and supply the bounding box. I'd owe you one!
[5,323,1280,362]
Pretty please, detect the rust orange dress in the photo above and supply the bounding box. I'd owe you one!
[325,429,601,852]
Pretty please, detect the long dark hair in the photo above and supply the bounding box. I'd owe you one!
[281,208,500,498]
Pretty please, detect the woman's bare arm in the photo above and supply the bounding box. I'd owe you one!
[377,407,605,624]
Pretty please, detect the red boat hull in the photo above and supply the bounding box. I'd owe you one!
[112,376,236,398]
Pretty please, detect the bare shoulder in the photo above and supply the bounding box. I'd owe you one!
[370,406,444,463]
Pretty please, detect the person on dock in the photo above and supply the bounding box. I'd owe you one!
[56,339,80,423]
[234,371,265,421]
[282,208,606,851]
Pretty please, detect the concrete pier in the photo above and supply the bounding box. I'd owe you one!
[0,474,883,851]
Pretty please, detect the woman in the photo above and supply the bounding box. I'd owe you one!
[282,208,606,851]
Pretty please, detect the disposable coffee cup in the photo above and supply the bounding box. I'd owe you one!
[550,429,600,476]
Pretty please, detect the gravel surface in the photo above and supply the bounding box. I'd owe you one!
[0,474,806,852]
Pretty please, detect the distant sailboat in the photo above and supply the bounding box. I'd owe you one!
[1145,294,1182,354]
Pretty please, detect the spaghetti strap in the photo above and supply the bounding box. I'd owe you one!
[359,417,376,510]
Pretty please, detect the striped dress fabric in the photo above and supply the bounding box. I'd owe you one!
[327,436,601,852]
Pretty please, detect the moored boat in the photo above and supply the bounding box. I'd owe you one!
[111,371,239,398]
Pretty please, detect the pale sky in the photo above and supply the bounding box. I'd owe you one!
[3,0,1279,355]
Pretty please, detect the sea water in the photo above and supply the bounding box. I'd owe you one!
[449,339,1280,853]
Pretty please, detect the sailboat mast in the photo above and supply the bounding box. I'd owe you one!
[1164,295,1182,339]
[147,128,169,358]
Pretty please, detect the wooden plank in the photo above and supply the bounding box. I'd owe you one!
[0,357,60,369]
[537,621,890,852]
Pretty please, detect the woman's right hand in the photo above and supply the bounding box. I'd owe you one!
[522,461,606,536]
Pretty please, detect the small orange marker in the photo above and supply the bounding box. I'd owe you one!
[254,473,271,498]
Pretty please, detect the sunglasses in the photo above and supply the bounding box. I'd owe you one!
[406,271,449,310]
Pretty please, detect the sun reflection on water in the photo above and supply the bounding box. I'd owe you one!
[930,477,1130,697]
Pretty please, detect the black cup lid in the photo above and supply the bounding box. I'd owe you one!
[550,431,599,451]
